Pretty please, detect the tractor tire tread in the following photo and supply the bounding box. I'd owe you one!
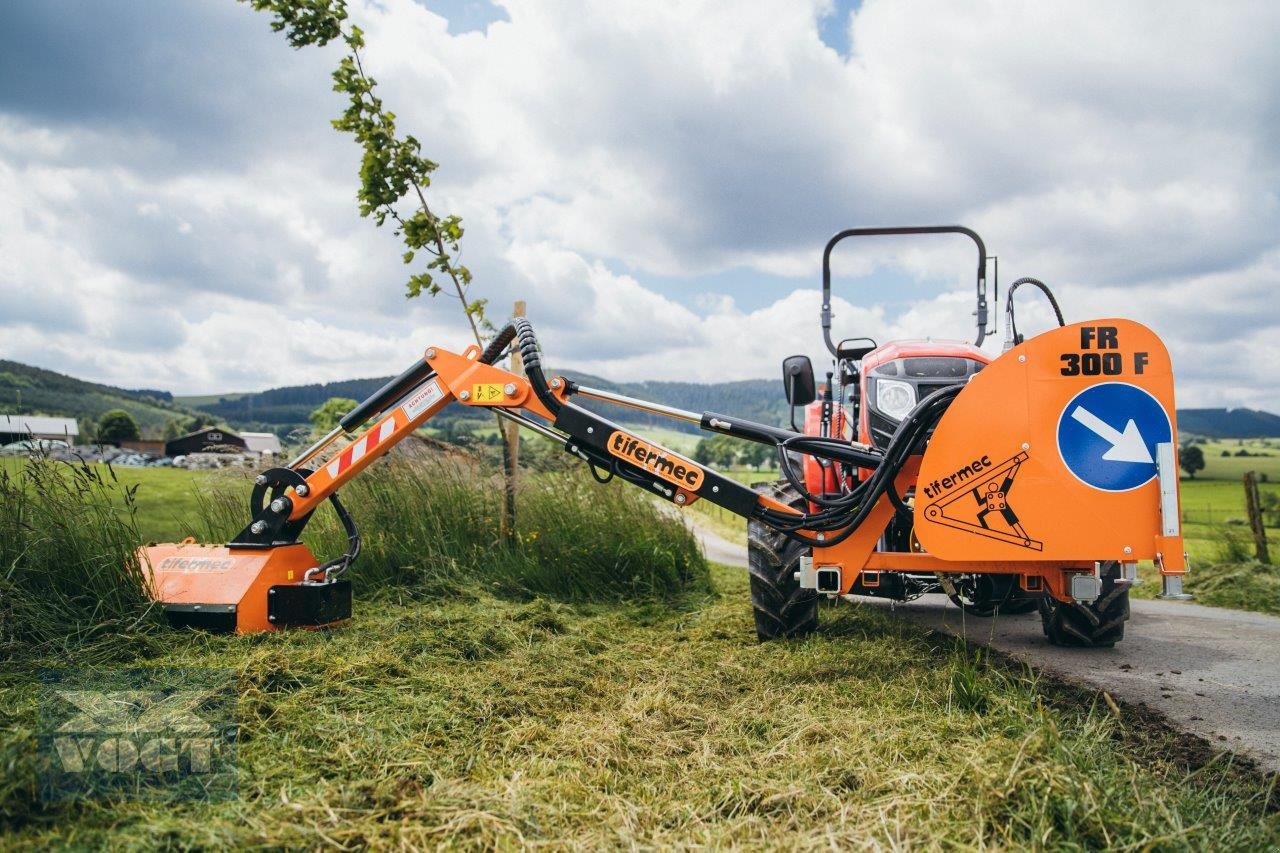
[747,480,816,642]
[1039,562,1129,648]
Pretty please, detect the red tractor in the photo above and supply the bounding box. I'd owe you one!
[752,227,1076,638]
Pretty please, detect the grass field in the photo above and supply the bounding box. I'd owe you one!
[0,458,210,544]
[1192,438,1280,481]
[3,564,1277,847]
[5,444,1280,845]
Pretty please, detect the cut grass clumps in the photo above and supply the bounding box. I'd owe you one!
[1186,560,1280,615]
[4,568,1277,847]
[0,457,159,657]
[198,457,711,603]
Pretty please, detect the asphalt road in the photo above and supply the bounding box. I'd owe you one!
[691,519,1280,773]
[883,595,1280,773]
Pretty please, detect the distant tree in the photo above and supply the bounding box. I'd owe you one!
[1179,444,1205,479]
[97,409,140,445]
[77,417,97,444]
[694,435,740,468]
[741,440,775,470]
[163,418,187,441]
[309,397,358,435]
[186,413,217,431]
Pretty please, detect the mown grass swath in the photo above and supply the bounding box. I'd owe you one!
[3,569,1277,845]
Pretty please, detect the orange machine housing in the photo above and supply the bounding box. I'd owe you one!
[143,541,323,633]
[811,319,1185,601]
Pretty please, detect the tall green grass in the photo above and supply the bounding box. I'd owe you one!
[0,458,158,657]
[197,458,711,602]
[1185,559,1280,615]
[332,458,712,600]
[0,455,709,658]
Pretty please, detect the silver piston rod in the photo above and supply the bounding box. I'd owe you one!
[573,385,702,425]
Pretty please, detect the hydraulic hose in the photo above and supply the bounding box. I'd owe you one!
[479,323,518,365]
[1004,277,1065,349]
[757,383,962,546]
[512,317,563,416]
[318,490,361,579]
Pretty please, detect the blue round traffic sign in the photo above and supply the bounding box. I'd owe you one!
[1056,382,1171,492]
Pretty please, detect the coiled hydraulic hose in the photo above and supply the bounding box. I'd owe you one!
[509,318,563,415]
[479,323,518,364]
[481,320,562,418]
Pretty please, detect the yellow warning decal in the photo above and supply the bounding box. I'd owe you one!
[470,383,506,403]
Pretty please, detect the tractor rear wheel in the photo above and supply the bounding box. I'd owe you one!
[747,481,816,642]
[1039,562,1129,647]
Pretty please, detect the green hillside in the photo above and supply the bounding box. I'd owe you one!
[11,356,1279,444]
[1178,408,1280,438]
[179,366,1280,442]
[182,369,788,436]
[0,360,210,437]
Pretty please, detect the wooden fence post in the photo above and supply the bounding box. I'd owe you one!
[501,300,526,547]
[1244,471,1270,564]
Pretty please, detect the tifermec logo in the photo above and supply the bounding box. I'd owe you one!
[38,669,237,802]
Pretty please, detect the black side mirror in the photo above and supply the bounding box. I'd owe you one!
[836,337,877,362]
[782,355,816,406]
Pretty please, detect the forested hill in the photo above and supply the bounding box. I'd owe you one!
[0,359,202,433]
[1177,408,1280,439]
[181,371,1280,438]
[180,370,789,434]
[7,353,1270,439]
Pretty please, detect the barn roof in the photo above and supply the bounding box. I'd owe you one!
[171,426,243,443]
[0,414,80,437]
[239,431,282,453]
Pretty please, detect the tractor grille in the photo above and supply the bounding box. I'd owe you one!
[917,382,958,401]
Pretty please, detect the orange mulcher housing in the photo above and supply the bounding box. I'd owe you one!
[140,226,1188,647]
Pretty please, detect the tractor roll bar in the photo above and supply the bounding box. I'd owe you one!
[821,225,990,352]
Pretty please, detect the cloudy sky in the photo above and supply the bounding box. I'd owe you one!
[1,0,1278,411]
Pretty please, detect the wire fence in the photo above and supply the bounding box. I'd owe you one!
[1182,507,1278,528]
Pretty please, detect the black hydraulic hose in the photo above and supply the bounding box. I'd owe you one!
[318,490,361,579]
[1005,277,1065,346]
[757,384,961,546]
[480,323,518,365]
[512,317,563,416]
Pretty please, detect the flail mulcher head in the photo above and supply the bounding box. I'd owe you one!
[140,465,362,633]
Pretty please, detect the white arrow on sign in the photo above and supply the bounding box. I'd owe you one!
[1069,405,1153,464]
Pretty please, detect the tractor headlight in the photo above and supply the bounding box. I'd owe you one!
[875,379,916,421]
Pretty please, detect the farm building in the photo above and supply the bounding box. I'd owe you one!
[165,426,248,457]
[0,414,79,445]
[240,431,283,456]
[121,439,167,455]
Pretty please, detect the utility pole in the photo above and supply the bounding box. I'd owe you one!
[500,300,526,547]
[1244,471,1270,564]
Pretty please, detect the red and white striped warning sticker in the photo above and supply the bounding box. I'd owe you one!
[326,416,397,479]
